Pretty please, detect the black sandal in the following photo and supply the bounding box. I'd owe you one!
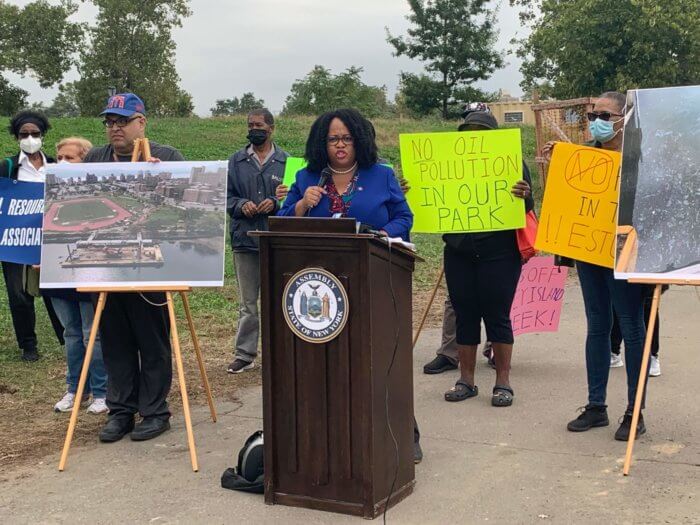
[492,385,514,407]
[444,380,478,402]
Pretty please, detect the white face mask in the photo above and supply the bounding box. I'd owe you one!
[58,159,70,164]
[19,136,43,155]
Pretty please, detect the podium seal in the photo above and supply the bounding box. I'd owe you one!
[283,267,349,344]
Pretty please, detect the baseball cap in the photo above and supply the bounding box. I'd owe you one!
[458,111,498,131]
[100,93,146,117]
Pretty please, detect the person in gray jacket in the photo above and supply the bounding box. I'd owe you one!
[227,109,289,373]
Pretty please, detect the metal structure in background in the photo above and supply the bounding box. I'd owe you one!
[532,96,597,186]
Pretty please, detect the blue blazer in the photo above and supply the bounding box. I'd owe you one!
[277,163,413,241]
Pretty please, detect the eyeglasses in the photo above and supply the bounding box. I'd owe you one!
[103,116,140,129]
[18,131,42,139]
[326,135,354,145]
[587,111,623,122]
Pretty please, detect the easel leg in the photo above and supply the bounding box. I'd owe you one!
[166,292,199,472]
[59,292,108,471]
[622,284,661,476]
[179,291,217,423]
[412,266,445,349]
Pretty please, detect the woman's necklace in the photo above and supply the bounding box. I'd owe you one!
[327,162,357,175]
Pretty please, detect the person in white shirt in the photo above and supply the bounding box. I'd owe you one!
[0,110,64,361]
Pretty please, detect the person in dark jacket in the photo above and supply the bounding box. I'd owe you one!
[441,111,534,407]
[83,93,185,444]
[226,109,289,374]
[1,110,64,361]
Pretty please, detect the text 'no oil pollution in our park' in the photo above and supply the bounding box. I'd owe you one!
[399,128,525,233]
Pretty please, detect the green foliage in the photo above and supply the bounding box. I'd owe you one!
[0,77,28,116]
[513,0,700,98]
[398,73,496,118]
[0,0,82,114]
[210,93,265,116]
[387,0,504,118]
[73,0,194,117]
[44,82,81,117]
[283,66,392,118]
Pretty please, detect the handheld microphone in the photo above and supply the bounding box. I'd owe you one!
[305,168,331,217]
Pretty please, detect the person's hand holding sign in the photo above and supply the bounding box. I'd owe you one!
[241,201,257,218]
[541,141,557,161]
[302,186,326,210]
[511,180,531,200]
[275,184,289,201]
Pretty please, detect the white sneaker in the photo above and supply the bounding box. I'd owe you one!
[87,397,109,414]
[610,353,624,368]
[54,392,76,412]
[54,392,90,412]
[648,356,661,377]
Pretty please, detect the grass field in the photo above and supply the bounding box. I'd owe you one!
[56,199,115,223]
[0,115,540,467]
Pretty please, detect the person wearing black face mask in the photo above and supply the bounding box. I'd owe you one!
[226,108,289,374]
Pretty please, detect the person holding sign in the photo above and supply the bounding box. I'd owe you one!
[226,109,288,374]
[278,108,413,240]
[83,93,185,443]
[544,92,648,441]
[0,110,65,361]
[441,111,534,407]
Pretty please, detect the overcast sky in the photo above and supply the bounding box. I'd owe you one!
[7,0,528,116]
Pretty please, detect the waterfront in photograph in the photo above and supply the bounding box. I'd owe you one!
[40,161,228,288]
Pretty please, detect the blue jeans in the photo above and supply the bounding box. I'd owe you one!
[576,262,647,411]
[51,297,107,398]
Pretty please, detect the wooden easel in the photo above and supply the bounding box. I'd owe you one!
[58,138,217,473]
[616,228,699,474]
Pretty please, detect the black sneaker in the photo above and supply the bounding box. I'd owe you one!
[227,359,255,374]
[614,411,646,441]
[423,355,458,374]
[99,416,135,443]
[567,405,609,432]
[21,347,39,362]
[131,417,171,441]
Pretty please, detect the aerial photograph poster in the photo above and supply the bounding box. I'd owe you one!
[40,161,228,289]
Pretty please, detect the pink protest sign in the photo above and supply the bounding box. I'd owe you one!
[511,256,569,336]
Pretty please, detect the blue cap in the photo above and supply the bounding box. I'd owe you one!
[100,93,146,117]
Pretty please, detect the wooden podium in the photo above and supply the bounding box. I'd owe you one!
[251,217,417,519]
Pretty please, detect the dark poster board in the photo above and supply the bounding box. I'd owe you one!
[615,85,700,282]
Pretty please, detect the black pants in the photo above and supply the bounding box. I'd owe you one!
[611,294,659,357]
[2,261,64,351]
[99,293,172,420]
[444,246,522,345]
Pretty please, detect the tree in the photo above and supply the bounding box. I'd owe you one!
[0,77,28,116]
[387,0,503,119]
[512,0,700,98]
[45,82,80,117]
[210,92,265,116]
[283,66,391,118]
[0,0,82,114]
[397,72,496,118]
[73,0,194,117]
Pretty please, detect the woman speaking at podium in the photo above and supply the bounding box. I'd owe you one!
[277,108,413,241]
[278,109,423,463]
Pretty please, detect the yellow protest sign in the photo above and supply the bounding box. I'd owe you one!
[399,129,525,233]
[535,143,621,268]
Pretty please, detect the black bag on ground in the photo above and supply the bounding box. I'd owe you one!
[221,430,264,494]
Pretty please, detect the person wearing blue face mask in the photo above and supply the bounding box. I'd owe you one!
[543,92,649,442]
